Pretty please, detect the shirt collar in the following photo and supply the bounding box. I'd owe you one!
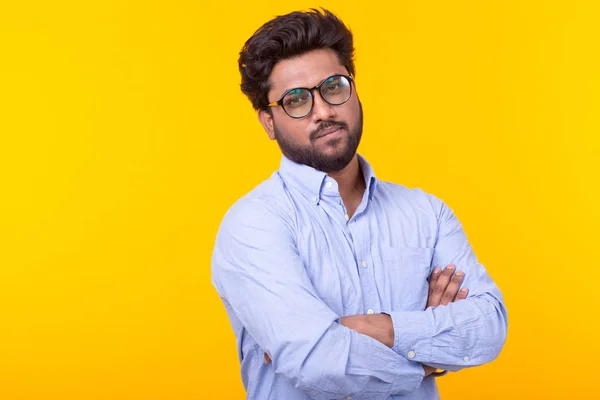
[358,154,378,201]
[278,153,378,204]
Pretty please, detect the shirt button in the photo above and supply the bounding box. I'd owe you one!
[463,356,470,362]
[325,181,333,189]
[344,214,349,221]
[407,350,416,359]
[313,197,318,204]
[361,260,367,268]
[367,309,374,314]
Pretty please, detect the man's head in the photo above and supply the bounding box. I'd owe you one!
[238,8,363,173]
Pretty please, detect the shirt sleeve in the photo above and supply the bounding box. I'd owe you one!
[388,194,508,372]
[211,199,425,399]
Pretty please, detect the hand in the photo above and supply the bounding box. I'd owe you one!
[427,264,469,308]
[424,265,467,377]
[423,365,437,376]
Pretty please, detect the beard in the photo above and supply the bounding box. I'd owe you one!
[273,102,363,173]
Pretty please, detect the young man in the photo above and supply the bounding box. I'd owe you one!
[211,8,507,400]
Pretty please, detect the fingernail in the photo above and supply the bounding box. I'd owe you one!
[447,264,455,270]
[461,287,468,292]
[433,267,441,274]
[456,271,463,276]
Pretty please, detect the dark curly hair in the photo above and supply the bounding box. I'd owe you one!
[238,8,355,112]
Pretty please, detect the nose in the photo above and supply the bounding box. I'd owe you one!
[310,90,336,122]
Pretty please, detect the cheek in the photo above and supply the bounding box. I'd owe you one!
[342,99,361,124]
[276,119,312,143]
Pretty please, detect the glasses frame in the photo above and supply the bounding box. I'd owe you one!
[267,74,354,119]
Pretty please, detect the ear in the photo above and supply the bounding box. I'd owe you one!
[258,109,276,140]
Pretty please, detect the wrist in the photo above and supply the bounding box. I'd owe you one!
[341,314,395,348]
[379,312,394,348]
[382,313,394,348]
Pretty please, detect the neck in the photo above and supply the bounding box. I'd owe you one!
[327,154,366,217]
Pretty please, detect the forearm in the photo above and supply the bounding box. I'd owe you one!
[341,314,439,378]
[389,293,507,371]
[218,278,426,398]
[391,192,510,371]
[270,318,424,399]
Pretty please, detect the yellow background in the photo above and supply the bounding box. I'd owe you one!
[1,1,598,398]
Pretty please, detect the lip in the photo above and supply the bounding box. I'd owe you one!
[316,126,343,139]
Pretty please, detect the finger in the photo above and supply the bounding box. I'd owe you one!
[428,267,442,295]
[454,287,469,301]
[428,264,455,307]
[264,353,271,364]
[426,267,442,308]
[440,269,464,306]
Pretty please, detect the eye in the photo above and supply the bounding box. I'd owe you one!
[284,95,309,107]
[323,77,343,93]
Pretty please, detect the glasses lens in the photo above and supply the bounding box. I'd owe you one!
[282,88,312,118]
[320,75,351,105]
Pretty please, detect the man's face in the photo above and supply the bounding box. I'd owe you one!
[259,48,363,173]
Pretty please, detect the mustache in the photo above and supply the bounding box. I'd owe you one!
[309,121,349,141]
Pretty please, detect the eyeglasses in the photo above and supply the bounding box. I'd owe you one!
[268,74,354,119]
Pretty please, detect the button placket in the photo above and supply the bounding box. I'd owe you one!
[350,216,380,316]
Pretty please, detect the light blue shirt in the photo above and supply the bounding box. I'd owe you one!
[211,154,507,400]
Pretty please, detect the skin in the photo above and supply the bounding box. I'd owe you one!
[258,49,470,376]
[258,48,364,217]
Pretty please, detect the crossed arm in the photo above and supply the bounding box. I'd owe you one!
[211,197,507,399]
[332,196,508,375]
[265,264,469,378]
[332,264,470,377]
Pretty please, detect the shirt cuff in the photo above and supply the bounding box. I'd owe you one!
[388,356,425,395]
[388,310,434,363]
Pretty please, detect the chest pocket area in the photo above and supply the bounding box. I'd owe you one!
[380,246,434,311]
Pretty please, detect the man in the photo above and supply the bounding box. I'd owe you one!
[211,8,507,400]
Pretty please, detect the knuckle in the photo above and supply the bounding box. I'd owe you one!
[437,275,450,285]
[442,291,454,300]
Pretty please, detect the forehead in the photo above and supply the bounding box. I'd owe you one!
[269,48,349,97]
